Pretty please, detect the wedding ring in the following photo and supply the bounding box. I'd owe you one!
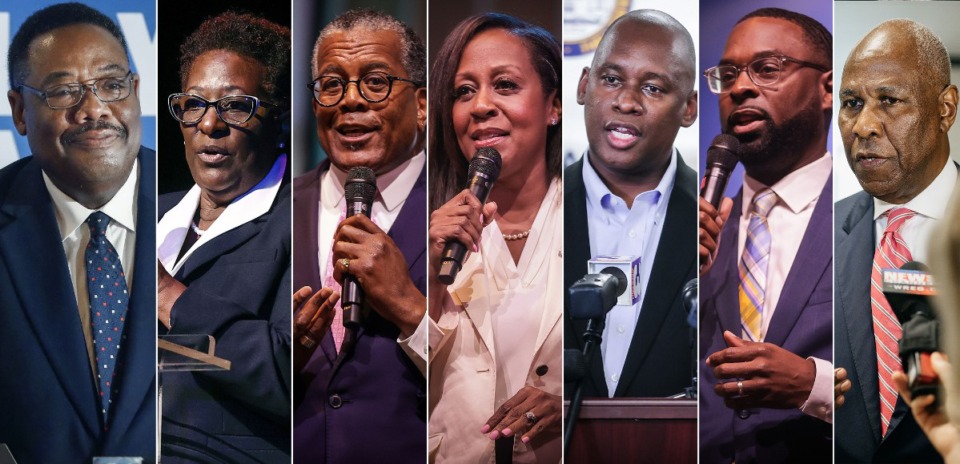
[737,380,744,397]
[524,411,537,424]
[299,334,316,349]
[341,258,350,272]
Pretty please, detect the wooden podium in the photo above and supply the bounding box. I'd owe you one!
[564,398,696,463]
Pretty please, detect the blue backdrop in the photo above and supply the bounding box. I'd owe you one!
[0,0,156,168]
[699,0,833,197]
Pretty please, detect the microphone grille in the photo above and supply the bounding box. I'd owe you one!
[345,166,377,202]
[468,147,502,181]
[707,134,739,169]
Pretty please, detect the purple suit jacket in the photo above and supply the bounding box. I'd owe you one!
[292,160,426,464]
[699,176,833,463]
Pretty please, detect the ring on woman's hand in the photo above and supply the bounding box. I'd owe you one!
[341,258,350,272]
[737,380,744,397]
[299,334,316,349]
[524,411,537,424]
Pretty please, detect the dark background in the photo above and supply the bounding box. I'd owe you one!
[158,1,291,194]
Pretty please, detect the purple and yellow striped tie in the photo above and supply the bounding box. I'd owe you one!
[739,189,777,342]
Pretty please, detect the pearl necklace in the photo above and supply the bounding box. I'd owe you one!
[191,221,206,236]
[502,230,531,241]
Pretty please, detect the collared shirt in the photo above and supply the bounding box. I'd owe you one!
[583,149,677,397]
[317,151,424,274]
[317,150,426,370]
[43,159,139,381]
[157,153,287,276]
[873,157,957,260]
[738,152,832,422]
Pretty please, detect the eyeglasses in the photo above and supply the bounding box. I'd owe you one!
[167,93,278,125]
[18,71,135,109]
[309,72,423,107]
[703,55,829,94]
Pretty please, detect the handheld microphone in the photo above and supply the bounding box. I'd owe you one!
[342,167,377,328]
[882,261,940,398]
[682,279,698,329]
[438,147,502,285]
[700,134,739,208]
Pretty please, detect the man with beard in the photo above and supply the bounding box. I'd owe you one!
[0,3,155,462]
[834,19,957,462]
[698,8,833,462]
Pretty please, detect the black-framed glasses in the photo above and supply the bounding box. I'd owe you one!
[309,72,423,107]
[18,71,135,109]
[168,93,278,125]
[703,55,829,94]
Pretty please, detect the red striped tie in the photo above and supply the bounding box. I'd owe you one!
[871,207,915,436]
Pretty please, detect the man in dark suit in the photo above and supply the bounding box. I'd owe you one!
[564,10,698,400]
[698,8,834,462]
[0,3,155,462]
[292,9,427,463]
[834,19,958,463]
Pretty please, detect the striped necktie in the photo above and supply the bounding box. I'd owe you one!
[738,189,777,342]
[872,207,916,436]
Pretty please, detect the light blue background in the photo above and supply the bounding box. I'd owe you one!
[0,0,156,168]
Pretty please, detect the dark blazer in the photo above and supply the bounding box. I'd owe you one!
[292,160,427,464]
[563,153,697,398]
[699,176,833,463]
[834,191,941,463]
[0,148,156,463]
[158,181,292,464]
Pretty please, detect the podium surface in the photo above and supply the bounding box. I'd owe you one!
[564,398,696,463]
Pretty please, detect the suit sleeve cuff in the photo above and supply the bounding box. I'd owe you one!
[397,315,428,376]
[799,357,833,423]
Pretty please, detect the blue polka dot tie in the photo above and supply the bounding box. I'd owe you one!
[85,211,129,430]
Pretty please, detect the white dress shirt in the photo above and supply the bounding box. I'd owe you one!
[737,153,833,422]
[873,157,957,257]
[316,151,427,371]
[157,154,286,276]
[582,150,676,396]
[43,159,139,380]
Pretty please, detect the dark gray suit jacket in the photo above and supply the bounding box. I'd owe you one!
[835,190,941,463]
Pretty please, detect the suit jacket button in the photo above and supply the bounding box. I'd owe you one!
[535,365,549,376]
[329,394,343,409]
[737,409,750,419]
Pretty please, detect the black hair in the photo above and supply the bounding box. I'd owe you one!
[8,2,129,88]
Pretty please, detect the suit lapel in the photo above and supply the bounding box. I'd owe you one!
[175,222,261,281]
[109,147,157,439]
[293,162,338,364]
[386,165,426,278]
[563,160,608,396]
[764,175,833,345]
[839,193,882,440]
[0,158,99,437]
[617,156,697,395]
[711,192,745,337]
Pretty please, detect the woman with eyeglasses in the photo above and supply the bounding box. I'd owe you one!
[156,11,292,463]
[427,13,562,463]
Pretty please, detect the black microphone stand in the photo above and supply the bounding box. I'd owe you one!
[563,317,604,455]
